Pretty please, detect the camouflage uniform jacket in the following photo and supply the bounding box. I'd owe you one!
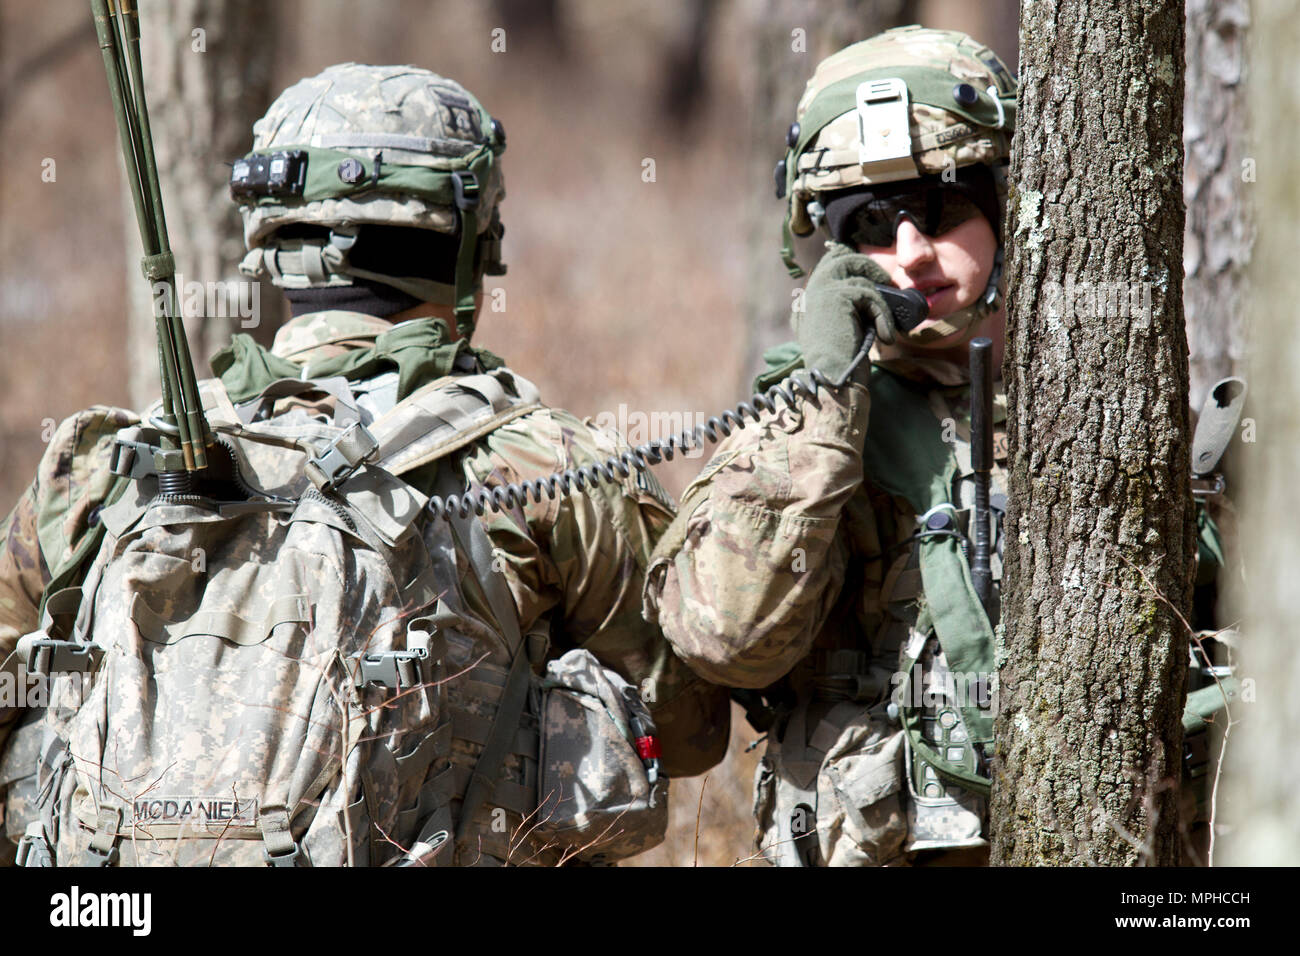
[645,342,1008,866]
[0,309,729,864]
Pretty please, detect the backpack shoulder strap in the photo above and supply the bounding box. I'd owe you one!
[431,465,535,844]
[369,367,543,478]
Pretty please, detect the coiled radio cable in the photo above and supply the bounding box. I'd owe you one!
[425,334,875,521]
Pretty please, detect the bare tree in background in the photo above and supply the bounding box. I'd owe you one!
[659,0,720,130]
[1184,0,1252,411]
[1224,1,1300,868]
[741,0,917,380]
[126,0,279,408]
[993,0,1193,865]
[492,0,568,56]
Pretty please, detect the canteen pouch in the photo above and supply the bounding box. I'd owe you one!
[531,649,667,862]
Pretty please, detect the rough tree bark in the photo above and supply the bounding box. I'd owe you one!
[740,0,916,382]
[992,0,1194,865]
[126,0,278,409]
[1224,1,1300,868]
[1183,0,1251,410]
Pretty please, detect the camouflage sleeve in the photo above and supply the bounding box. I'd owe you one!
[644,382,871,689]
[0,486,48,749]
[1,406,136,739]
[461,407,730,777]
[0,487,47,667]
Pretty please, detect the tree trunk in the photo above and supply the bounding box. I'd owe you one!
[1222,1,1300,868]
[1183,0,1251,411]
[126,0,279,409]
[740,0,916,383]
[993,0,1193,866]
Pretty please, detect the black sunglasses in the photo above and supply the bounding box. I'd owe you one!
[846,187,985,248]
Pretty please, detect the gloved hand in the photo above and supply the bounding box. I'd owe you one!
[793,241,899,386]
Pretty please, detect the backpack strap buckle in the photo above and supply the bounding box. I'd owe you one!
[15,823,54,867]
[259,805,307,867]
[23,638,104,678]
[305,422,379,492]
[110,430,166,479]
[351,647,429,690]
[84,807,122,867]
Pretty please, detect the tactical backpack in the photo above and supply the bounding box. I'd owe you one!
[6,366,666,866]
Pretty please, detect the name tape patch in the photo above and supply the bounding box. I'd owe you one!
[132,797,259,828]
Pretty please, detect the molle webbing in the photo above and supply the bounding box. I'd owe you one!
[860,367,996,772]
[369,369,543,477]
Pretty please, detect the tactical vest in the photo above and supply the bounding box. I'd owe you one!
[752,351,1235,865]
[859,367,1004,850]
[754,361,1004,866]
[4,364,665,866]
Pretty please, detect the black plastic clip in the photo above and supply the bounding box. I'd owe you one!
[451,170,480,210]
[84,842,120,867]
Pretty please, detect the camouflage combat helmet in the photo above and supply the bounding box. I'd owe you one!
[776,26,1018,339]
[232,64,507,335]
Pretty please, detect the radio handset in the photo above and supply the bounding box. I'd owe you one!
[874,285,930,336]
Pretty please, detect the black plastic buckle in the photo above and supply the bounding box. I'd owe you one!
[84,842,120,867]
[451,171,480,210]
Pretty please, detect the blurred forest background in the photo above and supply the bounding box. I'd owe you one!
[0,0,1249,865]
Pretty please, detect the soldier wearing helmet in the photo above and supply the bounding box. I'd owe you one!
[0,64,728,866]
[645,26,1019,866]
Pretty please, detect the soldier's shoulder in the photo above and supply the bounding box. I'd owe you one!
[28,404,139,567]
[36,405,140,492]
[478,400,620,474]
[471,400,676,520]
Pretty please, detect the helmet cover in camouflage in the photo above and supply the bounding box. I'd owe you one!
[240,63,505,247]
[777,26,1018,341]
[234,64,506,330]
[783,26,1017,240]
